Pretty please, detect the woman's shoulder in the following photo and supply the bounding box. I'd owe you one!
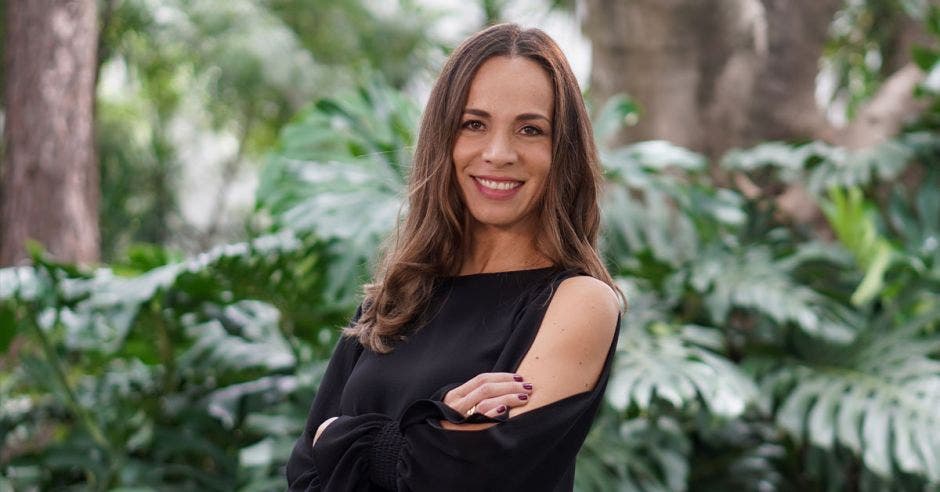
[551,275,621,329]
[532,275,620,379]
[556,274,619,305]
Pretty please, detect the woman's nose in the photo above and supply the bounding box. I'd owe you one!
[481,132,517,166]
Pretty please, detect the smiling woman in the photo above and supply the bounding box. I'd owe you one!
[286,23,624,492]
[453,56,553,234]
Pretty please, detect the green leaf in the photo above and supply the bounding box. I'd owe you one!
[576,411,690,492]
[822,186,898,306]
[861,398,891,478]
[850,241,892,305]
[593,93,640,144]
[0,304,16,353]
[609,315,756,418]
[179,301,295,374]
[689,247,856,342]
[835,384,866,455]
[720,141,808,176]
[0,266,42,301]
[607,140,707,173]
[892,408,922,475]
[912,45,940,71]
[255,80,417,305]
[765,308,940,484]
[913,419,940,482]
[807,380,842,449]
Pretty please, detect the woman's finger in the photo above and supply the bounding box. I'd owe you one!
[449,372,523,399]
[444,372,525,414]
[464,381,532,407]
[474,389,534,418]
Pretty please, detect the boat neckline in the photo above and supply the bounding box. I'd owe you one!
[442,266,560,280]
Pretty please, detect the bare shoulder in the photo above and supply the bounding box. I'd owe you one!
[547,275,620,342]
[555,275,620,312]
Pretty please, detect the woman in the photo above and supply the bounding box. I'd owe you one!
[287,23,623,491]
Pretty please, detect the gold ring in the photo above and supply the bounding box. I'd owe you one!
[466,404,477,417]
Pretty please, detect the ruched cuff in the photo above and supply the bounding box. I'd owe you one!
[369,420,405,489]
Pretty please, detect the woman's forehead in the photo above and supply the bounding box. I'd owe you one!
[463,56,554,119]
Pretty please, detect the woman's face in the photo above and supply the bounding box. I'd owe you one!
[452,56,554,233]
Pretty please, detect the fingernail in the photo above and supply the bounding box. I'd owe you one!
[518,394,528,401]
[522,383,533,390]
[513,375,523,382]
[497,405,507,413]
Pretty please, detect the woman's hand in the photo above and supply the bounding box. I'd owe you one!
[312,416,339,447]
[443,372,534,420]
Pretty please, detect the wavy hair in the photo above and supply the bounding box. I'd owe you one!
[344,23,621,353]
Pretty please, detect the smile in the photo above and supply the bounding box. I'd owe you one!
[475,177,523,190]
[472,176,524,200]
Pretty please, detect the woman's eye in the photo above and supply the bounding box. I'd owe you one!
[521,125,544,136]
[462,120,484,131]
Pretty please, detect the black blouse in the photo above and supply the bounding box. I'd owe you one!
[286,266,621,491]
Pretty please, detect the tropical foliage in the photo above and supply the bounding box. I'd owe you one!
[3,2,940,491]
[3,71,939,489]
[93,0,441,258]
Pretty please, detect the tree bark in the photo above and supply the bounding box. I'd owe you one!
[838,63,928,149]
[581,0,934,234]
[582,0,845,158]
[1,0,100,266]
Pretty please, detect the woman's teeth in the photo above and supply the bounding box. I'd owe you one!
[475,177,522,190]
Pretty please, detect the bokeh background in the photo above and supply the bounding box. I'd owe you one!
[1,0,939,490]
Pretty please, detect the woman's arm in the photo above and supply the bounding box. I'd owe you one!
[286,306,364,491]
[435,276,618,430]
[311,276,621,491]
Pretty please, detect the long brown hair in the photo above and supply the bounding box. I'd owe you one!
[344,23,621,353]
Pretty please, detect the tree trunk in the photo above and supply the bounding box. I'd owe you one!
[581,0,933,232]
[1,0,100,267]
[582,0,846,158]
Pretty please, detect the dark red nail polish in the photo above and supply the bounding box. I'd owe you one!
[513,375,523,382]
[523,383,533,390]
[518,394,528,400]
[497,405,507,413]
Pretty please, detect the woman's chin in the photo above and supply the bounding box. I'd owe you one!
[468,211,535,231]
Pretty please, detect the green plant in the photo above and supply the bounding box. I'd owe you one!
[3,80,940,491]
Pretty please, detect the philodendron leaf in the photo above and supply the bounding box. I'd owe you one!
[765,310,940,484]
[608,320,757,419]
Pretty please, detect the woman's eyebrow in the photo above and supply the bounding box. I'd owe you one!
[517,113,552,124]
[463,108,552,124]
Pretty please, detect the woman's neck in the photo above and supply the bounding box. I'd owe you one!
[458,224,553,275]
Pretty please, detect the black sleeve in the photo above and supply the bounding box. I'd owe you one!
[302,315,621,492]
[286,306,364,492]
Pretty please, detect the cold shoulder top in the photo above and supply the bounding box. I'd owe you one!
[285,266,621,491]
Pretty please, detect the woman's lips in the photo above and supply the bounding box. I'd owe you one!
[472,176,524,200]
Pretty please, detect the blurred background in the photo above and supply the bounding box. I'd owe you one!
[1,0,939,490]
